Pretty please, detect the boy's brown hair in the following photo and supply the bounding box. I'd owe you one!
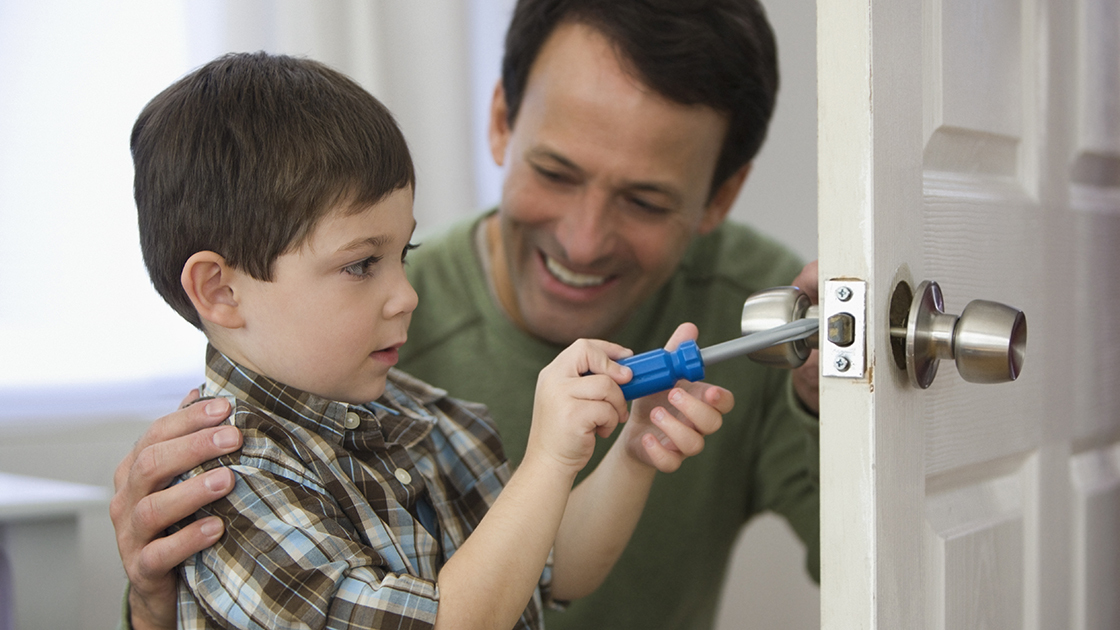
[132,52,415,329]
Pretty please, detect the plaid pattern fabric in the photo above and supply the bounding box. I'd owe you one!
[175,345,548,629]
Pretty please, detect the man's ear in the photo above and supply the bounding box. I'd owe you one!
[698,162,753,235]
[181,251,245,329]
[488,80,512,168]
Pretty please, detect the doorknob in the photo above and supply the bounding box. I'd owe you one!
[890,280,1026,389]
[738,281,1027,389]
[739,286,819,368]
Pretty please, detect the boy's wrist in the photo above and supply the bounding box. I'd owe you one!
[607,433,660,481]
[517,446,583,488]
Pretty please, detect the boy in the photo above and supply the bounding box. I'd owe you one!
[132,52,730,629]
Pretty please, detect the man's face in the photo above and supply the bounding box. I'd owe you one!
[488,22,745,345]
[223,188,418,404]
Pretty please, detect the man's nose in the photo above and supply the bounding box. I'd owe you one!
[556,189,614,265]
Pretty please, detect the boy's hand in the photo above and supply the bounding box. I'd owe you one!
[625,323,734,472]
[528,339,634,476]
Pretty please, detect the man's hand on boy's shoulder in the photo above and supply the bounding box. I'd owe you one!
[623,323,734,473]
[111,392,242,630]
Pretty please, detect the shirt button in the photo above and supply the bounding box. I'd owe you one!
[394,468,412,484]
[344,412,361,429]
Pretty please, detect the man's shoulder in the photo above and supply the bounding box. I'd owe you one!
[680,220,806,295]
[408,214,484,280]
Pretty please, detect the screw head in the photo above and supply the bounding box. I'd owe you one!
[836,286,853,302]
[834,355,851,372]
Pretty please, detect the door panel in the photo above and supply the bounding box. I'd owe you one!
[818,0,1120,627]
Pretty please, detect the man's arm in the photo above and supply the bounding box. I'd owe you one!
[110,392,241,630]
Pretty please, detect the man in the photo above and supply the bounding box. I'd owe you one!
[112,1,820,628]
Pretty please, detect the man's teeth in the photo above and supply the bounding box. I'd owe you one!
[544,255,608,288]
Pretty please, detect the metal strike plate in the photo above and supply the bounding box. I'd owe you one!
[821,280,866,378]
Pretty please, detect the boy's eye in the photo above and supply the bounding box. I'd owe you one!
[402,242,420,263]
[343,255,382,277]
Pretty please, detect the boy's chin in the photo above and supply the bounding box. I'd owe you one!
[337,380,387,406]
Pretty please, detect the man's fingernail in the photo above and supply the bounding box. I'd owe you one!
[204,398,229,417]
[213,427,239,449]
[204,470,230,492]
[200,517,223,537]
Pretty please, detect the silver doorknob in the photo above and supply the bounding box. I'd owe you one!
[891,280,1026,389]
[740,286,819,368]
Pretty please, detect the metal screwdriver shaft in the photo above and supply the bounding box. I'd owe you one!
[699,317,818,365]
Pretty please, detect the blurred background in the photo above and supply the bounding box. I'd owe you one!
[0,1,818,628]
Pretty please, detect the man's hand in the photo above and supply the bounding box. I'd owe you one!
[791,260,820,414]
[110,392,241,630]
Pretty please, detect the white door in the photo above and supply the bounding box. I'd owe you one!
[817,0,1120,628]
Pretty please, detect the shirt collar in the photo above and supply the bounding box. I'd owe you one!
[202,345,438,449]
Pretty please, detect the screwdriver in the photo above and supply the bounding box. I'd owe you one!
[617,317,819,400]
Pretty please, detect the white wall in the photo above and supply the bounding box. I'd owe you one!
[0,2,818,628]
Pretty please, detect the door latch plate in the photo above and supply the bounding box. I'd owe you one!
[821,280,866,378]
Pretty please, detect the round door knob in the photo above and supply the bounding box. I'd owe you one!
[897,280,1027,389]
[740,286,818,368]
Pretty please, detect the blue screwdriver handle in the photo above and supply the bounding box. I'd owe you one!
[618,340,705,400]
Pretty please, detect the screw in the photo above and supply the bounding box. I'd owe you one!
[836,286,853,302]
[834,355,851,372]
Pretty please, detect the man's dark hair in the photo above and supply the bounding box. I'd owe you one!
[132,52,415,329]
[502,0,779,195]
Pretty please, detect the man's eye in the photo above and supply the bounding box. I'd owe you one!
[628,196,670,216]
[535,165,574,184]
[343,255,381,277]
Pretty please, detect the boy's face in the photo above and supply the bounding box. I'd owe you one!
[225,188,418,404]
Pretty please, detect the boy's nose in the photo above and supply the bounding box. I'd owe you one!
[386,272,419,318]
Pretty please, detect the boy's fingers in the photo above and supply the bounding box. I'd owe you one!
[569,374,629,425]
[663,322,700,352]
[568,339,633,384]
[650,406,706,457]
[699,384,735,416]
[640,433,684,473]
[668,385,732,434]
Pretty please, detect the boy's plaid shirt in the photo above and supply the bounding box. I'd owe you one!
[174,345,549,629]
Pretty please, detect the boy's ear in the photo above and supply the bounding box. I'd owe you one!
[181,251,245,329]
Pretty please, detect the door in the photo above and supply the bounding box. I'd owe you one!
[817,0,1120,628]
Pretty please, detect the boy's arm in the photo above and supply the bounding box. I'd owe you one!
[433,339,632,630]
[549,324,733,600]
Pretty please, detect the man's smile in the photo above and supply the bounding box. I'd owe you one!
[542,252,611,288]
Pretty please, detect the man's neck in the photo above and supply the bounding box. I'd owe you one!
[482,214,528,331]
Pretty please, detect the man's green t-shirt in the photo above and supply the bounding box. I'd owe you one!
[401,212,819,630]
